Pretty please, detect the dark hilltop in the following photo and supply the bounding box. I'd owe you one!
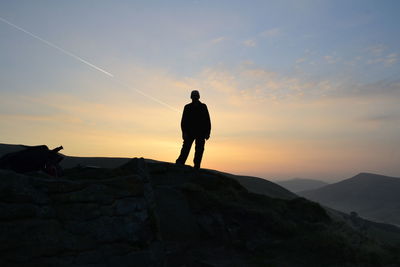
[1,143,400,266]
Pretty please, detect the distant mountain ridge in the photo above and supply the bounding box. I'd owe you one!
[276,178,329,193]
[299,172,400,225]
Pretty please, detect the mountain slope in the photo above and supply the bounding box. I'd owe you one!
[299,172,400,225]
[276,178,329,193]
[1,157,400,266]
[207,170,297,200]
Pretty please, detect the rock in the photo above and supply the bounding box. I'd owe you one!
[0,158,163,266]
[0,145,63,176]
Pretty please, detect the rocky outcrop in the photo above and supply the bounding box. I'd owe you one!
[0,158,162,267]
[0,145,64,176]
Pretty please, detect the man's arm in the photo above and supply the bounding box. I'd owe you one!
[204,104,211,140]
[181,105,188,139]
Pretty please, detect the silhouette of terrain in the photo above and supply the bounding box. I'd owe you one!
[299,173,400,226]
[0,143,26,156]
[1,144,400,266]
[0,143,130,168]
[0,143,294,200]
[276,178,329,193]
[215,171,297,200]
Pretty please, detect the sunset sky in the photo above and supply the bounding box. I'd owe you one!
[1,1,399,181]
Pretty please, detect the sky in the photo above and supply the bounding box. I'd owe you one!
[1,0,399,181]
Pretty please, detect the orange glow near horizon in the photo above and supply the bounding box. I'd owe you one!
[1,2,399,181]
[1,67,400,181]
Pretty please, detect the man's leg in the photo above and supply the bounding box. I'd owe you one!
[176,137,195,165]
[193,138,205,169]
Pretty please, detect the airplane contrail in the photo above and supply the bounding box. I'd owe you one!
[0,16,179,112]
[114,79,179,112]
[0,16,114,77]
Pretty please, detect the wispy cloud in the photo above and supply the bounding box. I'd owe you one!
[243,39,256,47]
[367,53,398,67]
[365,44,386,56]
[295,58,307,64]
[364,44,398,67]
[240,27,281,49]
[210,36,226,45]
[179,63,400,107]
[324,55,340,64]
[179,65,323,105]
[361,113,400,123]
[260,27,281,38]
[0,113,56,122]
[384,53,398,66]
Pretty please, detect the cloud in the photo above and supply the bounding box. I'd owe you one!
[179,63,400,107]
[243,39,256,47]
[367,53,398,66]
[315,78,400,100]
[210,36,226,45]
[180,65,317,105]
[324,55,340,64]
[365,44,386,56]
[240,28,281,49]
[364,44,398,67]
[239,27,283,50]
[361,113,400,123]
[260,27,281,38]
[384,53,398,66]
[0,113,56,122]
[295,57,307,64]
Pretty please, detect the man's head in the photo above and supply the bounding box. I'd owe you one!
[190,90,200,100]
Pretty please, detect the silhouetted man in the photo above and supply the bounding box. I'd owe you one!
[176,90,211,169]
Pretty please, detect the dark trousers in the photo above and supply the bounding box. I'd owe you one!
[176,136,205,168]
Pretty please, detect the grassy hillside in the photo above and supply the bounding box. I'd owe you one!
[299,173,400,225]
[143,161,400,266]
[276,178,329,193]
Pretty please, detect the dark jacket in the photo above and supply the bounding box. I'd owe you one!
[181,101,211,139]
